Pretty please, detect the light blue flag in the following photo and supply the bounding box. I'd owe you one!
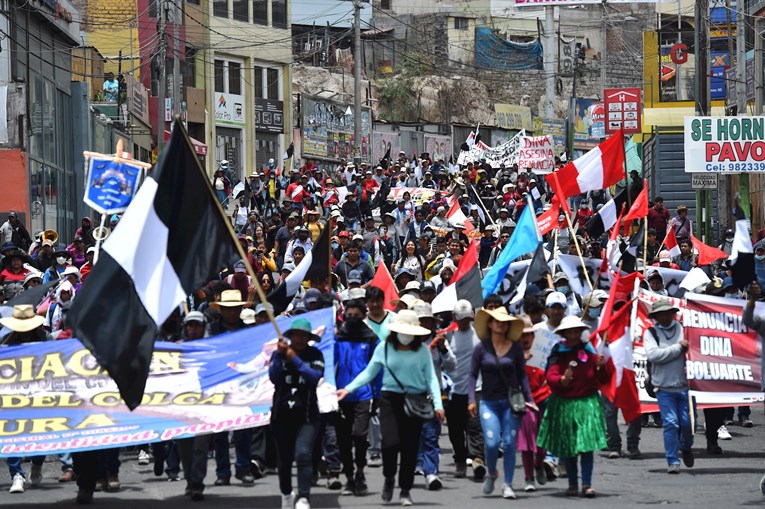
[482,204,538,298]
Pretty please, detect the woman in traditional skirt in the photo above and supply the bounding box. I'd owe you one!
[517,316,551,493]
[538,316,611,498]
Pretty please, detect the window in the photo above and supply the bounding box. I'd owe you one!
[267,68,279,99]
[186,0,200,5]
[182,48,197,88]
[228,62,242,95]
[253,66,264,98]
[233,0,248,21]
[213,0,228,18]
[454,17,469,30]
[214,60,225,92]
[252,0,267,25]
[380,0,391,9]
[272,0,287,28]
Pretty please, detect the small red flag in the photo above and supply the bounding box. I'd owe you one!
[690,234,729,266]
[369,260,399,311]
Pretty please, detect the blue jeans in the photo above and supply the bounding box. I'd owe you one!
[416,417,441,475]
[561,452,594,488]
[7,456,44,478]
[655,389,693,465]
[479,398,521,485]
[215,429,253,478]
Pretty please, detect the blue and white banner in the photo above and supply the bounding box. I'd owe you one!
[0,308,336,457]
[83,156,146,214]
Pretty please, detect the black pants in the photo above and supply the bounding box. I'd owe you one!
[272,418,320,499]
[250,426,278,468]
[337,400,371,477]
[72,450,106,492]
[704,407,727,448]
[379,392,423,492]
[445,393,484,464]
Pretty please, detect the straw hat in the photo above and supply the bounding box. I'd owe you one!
[554,315,591,335]
[387,310,431,336]
[474,307,524,342]
[211,289,248,308]
[0,304,45,332]
[284,317,320,342]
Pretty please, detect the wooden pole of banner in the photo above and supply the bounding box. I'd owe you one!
[175,117,284,338]
[642,216,649,276]
[551,229,559,275]
[562,207,594,292]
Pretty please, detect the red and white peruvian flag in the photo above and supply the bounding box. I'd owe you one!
[664,227,681,258]
[545,129,626,199]
[446,197,475,234]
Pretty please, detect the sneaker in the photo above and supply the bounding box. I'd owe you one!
[717,425,732,440]
[295,497,311,509]
[107,473,121,492]
[167,473,180,482]
[524,479,536,492]
[137,450,150,465]
[382,476,395,503]
[154,457,164,477]
[235,469,255,485]
[191,488,205,502]
[534,464,547,485]
[58,469,75,482]
[354,473,368,496]
[30,465,42,487]
[627,447,642,459]
[9,473,25,493]
[76,490,94,504]
[760,472,765,496]
[414,467,424,477]
[400,490,413,506]
[682,449,695,468]
[667,464,680,474]
[214,477,231,486]
[326,473,342,490]
[368,455,382,467]
[502,484,517,499]
[741,418,754,428]
[707,445,723,454]
[454,463,467,478]
[425,474,442,490]
[607,450,620,459]
[482,473,497,495]
[543,460,559,480]
[281,492,295,509]
[250,460,264,480]
[341,479,356,496]
[472,458,487,481]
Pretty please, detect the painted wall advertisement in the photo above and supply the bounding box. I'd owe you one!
[302,96,371,162]
[572,98,605,149]
[533,118,566,157]
[494,104,534,131]
[372,132,400,164]
[424,134,452,162]
[684,116,765,173]
[215,92,246,127]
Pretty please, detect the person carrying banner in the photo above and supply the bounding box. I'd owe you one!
[270,318,325,509]
[643,299,694,474]
[742,281,765,495]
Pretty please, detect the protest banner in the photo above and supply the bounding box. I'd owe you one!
[527,327,559,370]
[457,130,524,168]
[0,308,336,457]
[518,135,555,174]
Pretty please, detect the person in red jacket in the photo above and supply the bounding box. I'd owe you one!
[537,316,610,499]
[517,317,552,493]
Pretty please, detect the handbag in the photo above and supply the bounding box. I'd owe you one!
[385,343,435,420]
[490,344,527,415]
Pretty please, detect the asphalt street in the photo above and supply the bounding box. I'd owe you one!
[4,407,764,508]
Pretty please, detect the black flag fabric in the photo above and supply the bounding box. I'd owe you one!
[67,120,241,410]
[730,198,755,290]
[283,142,294,160]
[526,242,550,286]
[267,225,330,315]
[619,220,645,274]
[585,189,628,239]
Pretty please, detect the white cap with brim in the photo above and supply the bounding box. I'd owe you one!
[183,311,207,324]
[391,293,418,308]
[554,315,590,334]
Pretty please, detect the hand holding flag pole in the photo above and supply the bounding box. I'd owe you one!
[551,172,594,292]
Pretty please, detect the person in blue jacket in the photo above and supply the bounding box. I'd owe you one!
[334,299,382,497]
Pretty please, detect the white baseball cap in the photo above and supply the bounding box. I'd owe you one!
[546,291,568,308]
[453,299,474,320]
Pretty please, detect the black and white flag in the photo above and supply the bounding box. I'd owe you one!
[585,189,627,239]
[68,120,241,409]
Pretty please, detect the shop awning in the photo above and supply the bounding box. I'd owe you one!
[164,130,208,156]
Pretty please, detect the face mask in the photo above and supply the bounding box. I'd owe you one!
[344,316,363,329]
[379,227,386,236]
[725,237,733,242]
[398,333,415,346]
[331,242,339,250]
[656,322,675,331]
[556,286,570,295]
[56,256,67,265]
[756,255,765,261]
[587,308,601,319]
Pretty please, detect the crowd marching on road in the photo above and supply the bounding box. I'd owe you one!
[1,145,765,509]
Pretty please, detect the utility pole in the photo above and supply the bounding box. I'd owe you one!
[600,0,607,93]
[353,0,362,164]
[694,0,710,241]
[172,0,181,119]
[544,7,555,119]
[736,0,746,113]
[156,0,167,153]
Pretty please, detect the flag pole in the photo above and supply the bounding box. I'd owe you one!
[642,216,649,276]
[551,229,559,275]
[562,206,594,291]
[174,117,284,338]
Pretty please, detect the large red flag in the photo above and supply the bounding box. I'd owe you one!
[623,180,648,224]
[544,130,626,199]
[370,260,399,311]
[690,234,729,266]
[537,194,566,235]
[600,300,642,423]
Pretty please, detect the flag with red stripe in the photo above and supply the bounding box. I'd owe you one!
[690,233,729,266]
[369,260,399,312]
[663,227,681,258]
[600,300,642,423]
[623,180,648,224]
[431,240,482,313]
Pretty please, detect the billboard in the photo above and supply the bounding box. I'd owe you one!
[302,96,371,162]
[572,98,605,149]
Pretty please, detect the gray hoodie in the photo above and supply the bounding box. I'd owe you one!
[644,322,688,392]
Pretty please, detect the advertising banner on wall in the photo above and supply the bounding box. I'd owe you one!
[424,134,452,162]
[494,104,534,131]
[572,98,605,149]
[302,96,371,162]
[214,92,246,127]
[684,116,765,173]
[372,132,400,164]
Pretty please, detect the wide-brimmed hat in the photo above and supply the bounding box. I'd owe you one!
[61,266,82,280]
[677,204,688,212]
[387,309,431,336]
[474,307,524,342]
[401,280,421,294]
[554,315,590,335]
[284,317,320,342]
[212,289,248,308]
[23,271,43,286]
[648,298,679,317]
[344,287,367,301]
[391,293,418,308]
[0,304,45,332]
[412,300,434,319]
[394,266,415,281]
[520,315,535,334]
